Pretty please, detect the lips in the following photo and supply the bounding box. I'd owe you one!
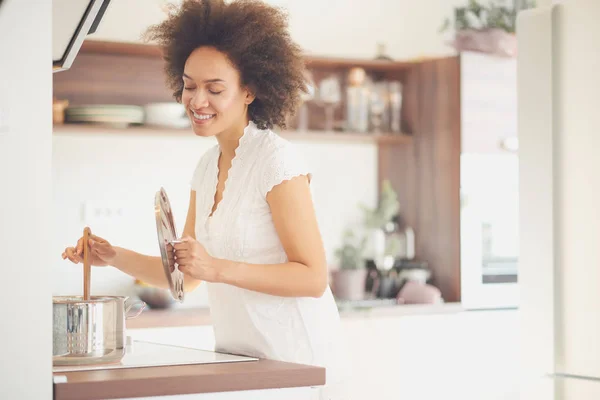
[190,109,216,125]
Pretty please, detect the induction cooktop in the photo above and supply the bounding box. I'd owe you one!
[52,340,258,373]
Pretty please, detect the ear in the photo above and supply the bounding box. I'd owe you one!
[244,87,256,105]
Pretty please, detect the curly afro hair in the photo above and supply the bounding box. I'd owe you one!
[144,0,307,130]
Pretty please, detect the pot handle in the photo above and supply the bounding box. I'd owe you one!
[125,300,147,320]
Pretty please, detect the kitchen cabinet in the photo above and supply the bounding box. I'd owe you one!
[128,308,519,400]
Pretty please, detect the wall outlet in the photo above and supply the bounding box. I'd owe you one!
[82,201,127,225]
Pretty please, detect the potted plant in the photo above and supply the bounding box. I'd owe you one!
[360,180,400,267]
[331,229,368,301]
[439,0,536,58]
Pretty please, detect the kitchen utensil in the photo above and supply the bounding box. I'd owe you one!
[83,227,91,300]
[53,295,146,366]
[155,187,185,302]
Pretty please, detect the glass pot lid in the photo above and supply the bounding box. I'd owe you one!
[154,187,184,302]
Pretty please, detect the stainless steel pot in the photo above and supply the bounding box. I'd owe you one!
[52,295,145,366]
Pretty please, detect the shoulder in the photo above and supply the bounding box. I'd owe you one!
[258,130,295,159]
[256,130,312,197]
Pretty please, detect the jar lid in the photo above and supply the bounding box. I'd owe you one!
[154,187,184,302]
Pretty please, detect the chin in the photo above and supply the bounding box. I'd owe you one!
[190,119,219,137]
[192,126,218,137]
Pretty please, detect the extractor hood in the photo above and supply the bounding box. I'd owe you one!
[52,0,111,73]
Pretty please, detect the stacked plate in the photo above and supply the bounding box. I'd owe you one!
[65,105,144,127]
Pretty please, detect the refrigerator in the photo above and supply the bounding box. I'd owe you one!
[518,0,600,397]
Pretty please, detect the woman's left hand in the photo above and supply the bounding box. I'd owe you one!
[173,237,220,282]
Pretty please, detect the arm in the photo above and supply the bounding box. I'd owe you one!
[219,175,328,298]
[177,175,328,298]
[112,190,202,292]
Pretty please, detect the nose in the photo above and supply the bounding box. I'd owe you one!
[189,89,209,109]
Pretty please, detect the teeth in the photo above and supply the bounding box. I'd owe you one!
[192,111,215,120]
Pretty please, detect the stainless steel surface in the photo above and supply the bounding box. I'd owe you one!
[53,0,110,72]
[155,187,185,302]
[52,295,146,366]
[52,340,258,372]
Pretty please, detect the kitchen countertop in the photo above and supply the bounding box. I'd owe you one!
[517,374,600,399]
[126,302,463,329]
[53,358,324,400]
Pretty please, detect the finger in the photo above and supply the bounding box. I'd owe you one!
[88,239,95,251]
[175,255,190,265]
[89,239,110,253]
[174,249,188,258]
[76,237,84,256]
[65,248,81,264]
[90,234,108,244]
[173,241,189,251]
[91,247,105,261]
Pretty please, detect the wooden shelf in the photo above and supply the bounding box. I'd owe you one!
[80,40,163,57]
[80,40,420,72]
[304,55,418,72]
[282,130,412,144]
[52,124,412,144]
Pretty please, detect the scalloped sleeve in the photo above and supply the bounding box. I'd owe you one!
[258,141,312,198]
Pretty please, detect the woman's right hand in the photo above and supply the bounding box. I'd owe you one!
[62,233,117,267]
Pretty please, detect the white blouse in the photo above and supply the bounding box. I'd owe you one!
[190,121,347,399]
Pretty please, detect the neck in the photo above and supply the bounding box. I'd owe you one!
[216,117,251,159]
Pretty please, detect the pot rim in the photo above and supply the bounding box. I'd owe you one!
[52,295,129,304]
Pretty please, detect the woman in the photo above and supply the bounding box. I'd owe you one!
[62,0,346,398]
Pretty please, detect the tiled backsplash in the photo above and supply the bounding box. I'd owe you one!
[52,130,378,307]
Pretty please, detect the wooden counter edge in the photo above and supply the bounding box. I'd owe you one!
[53,359,325,400]
[126,303,464,330]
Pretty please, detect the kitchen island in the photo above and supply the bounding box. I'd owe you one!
[53,357,324,400]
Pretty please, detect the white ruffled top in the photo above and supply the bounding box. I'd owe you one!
[190,121,347,399]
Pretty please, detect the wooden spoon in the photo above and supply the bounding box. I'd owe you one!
[83,227,92,301]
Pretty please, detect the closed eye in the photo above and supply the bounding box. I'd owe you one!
[209,90,223,95]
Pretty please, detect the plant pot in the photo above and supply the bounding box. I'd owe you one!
[449,28,517,58]
[330,268,368,301]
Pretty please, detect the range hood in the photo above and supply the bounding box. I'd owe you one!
[52,0,111,73]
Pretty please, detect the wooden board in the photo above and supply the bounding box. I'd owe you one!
[378,56,461,302]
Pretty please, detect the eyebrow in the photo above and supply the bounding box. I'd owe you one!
[182,73,224,83]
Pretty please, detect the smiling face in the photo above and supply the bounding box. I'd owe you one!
[181,47,255,138]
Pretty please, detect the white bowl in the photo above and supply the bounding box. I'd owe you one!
[143,102,190,129]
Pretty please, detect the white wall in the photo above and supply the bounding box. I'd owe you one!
[88,0,464,60]
[52,131,377,306]
[0,1,53,399]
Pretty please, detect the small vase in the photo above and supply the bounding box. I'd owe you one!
[331,268,368,301]
[450,28,517,58]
